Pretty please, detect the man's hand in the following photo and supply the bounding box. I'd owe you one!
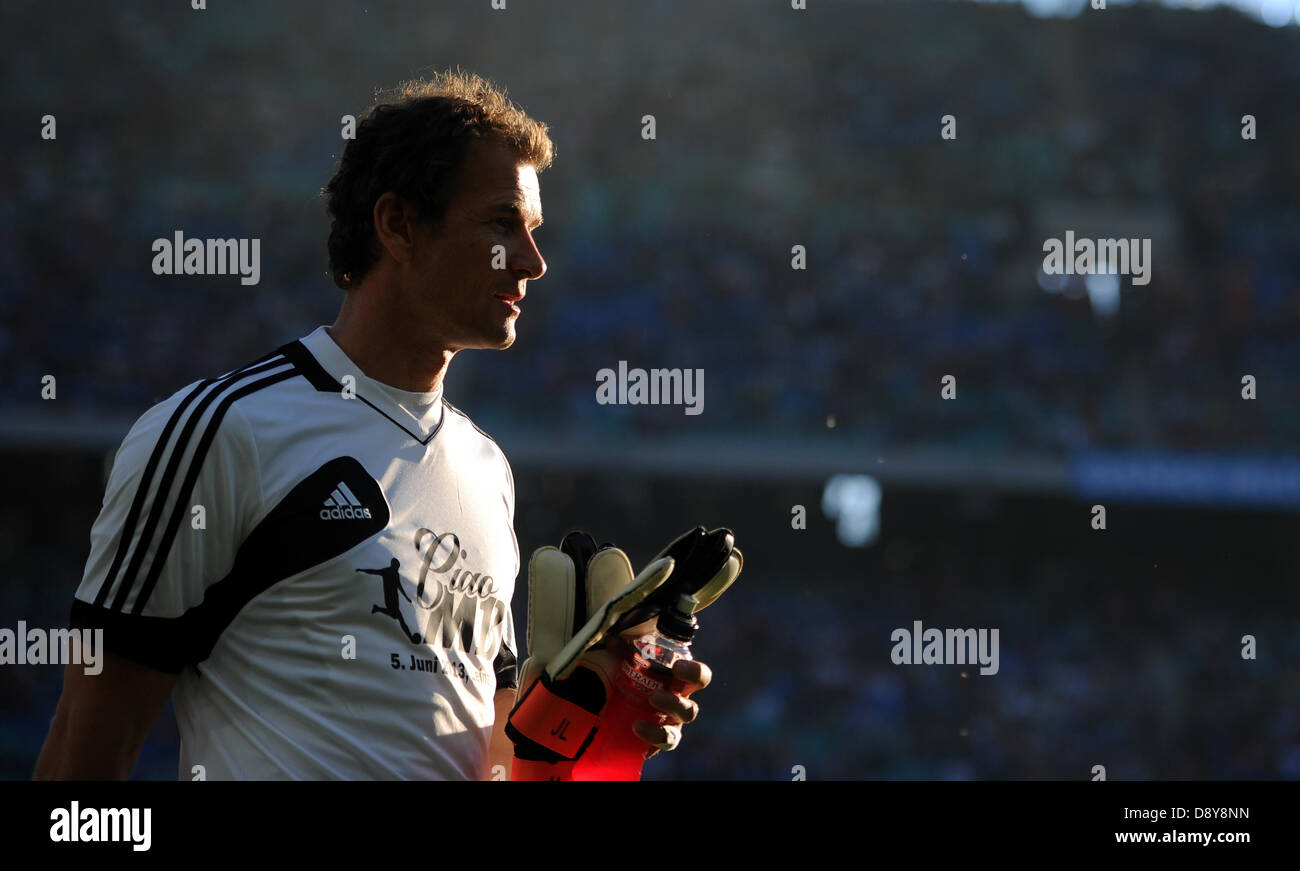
[506,527,741,780]
[571,632,712,759]
[636,658,711,758]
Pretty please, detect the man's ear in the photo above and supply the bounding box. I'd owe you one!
[372,192,419,265]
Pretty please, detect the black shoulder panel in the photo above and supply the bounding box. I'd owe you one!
[188,456,389,663]
[278,339,343,392]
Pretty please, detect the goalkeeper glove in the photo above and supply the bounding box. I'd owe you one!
[506,526,742,780]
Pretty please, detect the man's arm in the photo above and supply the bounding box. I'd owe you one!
[33,650,177,780]
[487,688,516,780]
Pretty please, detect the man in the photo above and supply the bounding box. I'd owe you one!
[33,71,711,780]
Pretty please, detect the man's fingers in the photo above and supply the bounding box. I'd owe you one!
[671,658,711,694]
[650,691,699,724]
[633,719,681,753]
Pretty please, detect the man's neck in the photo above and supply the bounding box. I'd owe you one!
[327,291,454,394]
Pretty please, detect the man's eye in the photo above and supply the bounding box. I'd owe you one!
[494,218,514,231]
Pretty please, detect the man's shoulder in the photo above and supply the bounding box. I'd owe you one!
[441,397,501,445]
[125,342,306,449]
[440,399,510,465]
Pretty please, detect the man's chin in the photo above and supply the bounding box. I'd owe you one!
[488,327,516,350]
[457,324,516,351]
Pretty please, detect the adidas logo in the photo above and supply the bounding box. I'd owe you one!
[320,481,374,520]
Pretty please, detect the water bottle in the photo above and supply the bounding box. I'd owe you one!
[575,593,699,780]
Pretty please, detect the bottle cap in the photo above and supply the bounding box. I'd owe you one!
[655,593,699,642]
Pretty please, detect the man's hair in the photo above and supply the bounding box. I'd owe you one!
[323,69,555,290]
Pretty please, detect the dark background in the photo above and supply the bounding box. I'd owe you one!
[2,0,1297,779]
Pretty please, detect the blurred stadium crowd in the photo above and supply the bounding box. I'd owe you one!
[2,1,1297,454]
[4,455,1295,780]
[663,548,1300,780]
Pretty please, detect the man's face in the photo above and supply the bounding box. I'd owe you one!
[403,139,546,352]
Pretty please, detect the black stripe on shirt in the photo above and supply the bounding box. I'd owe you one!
[70,599,191,674]
[109,357,291,614]
[95,353,285,610]
[277,339,342,392]
[131,366,299,615]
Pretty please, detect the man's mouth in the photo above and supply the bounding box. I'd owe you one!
[495,293,523,314]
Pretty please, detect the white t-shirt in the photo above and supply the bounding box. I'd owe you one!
[326,332,445,438]
[72,326,519,780]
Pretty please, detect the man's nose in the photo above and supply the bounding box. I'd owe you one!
[516,232,546,280]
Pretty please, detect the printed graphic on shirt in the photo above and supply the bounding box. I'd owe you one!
[358,559,423,644]
[359,529,509,665]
